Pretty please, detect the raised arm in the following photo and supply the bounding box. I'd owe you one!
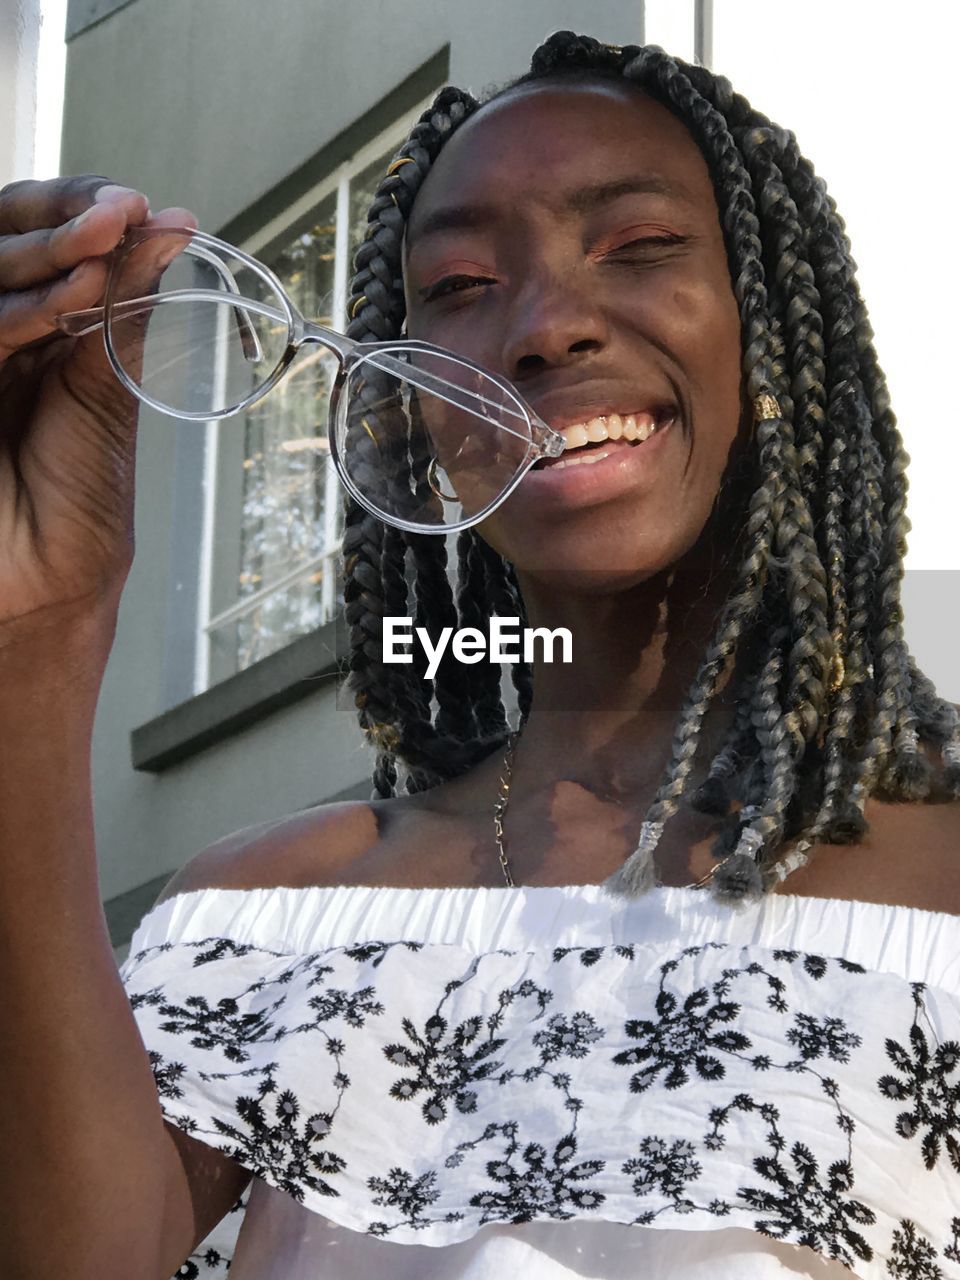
[0,175,248,1279]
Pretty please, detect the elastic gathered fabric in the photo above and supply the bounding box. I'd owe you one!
[121,883,960,1280]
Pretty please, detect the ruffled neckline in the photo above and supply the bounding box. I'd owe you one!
[125,881,960,995]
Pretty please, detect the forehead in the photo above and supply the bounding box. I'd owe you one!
[406,80,714,240]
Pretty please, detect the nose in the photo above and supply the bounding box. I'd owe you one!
[500,268,609,381]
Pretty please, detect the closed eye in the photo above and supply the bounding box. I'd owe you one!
[418,275,497,303]
[603,234,689,259]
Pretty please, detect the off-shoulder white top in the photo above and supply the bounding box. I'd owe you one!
[119,882,960,1279]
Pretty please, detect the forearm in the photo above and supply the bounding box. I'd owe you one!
[0,621,172,1278]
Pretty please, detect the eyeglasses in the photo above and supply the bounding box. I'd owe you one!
[55,225,566,534]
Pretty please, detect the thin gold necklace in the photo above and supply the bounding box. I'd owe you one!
[493,730,722,890]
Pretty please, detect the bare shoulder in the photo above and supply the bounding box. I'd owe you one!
[151,753,500,908]
[784,777,960,918]
[153,799,389,906]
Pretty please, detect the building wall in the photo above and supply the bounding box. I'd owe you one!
[60,0,641,234]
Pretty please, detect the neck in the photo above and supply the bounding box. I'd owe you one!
[510,532,754,805]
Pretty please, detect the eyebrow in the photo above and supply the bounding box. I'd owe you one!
[406,175,695,248]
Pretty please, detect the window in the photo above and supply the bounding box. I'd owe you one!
[197,114,427,691]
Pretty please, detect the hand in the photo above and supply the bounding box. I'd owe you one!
[0,175,197,638]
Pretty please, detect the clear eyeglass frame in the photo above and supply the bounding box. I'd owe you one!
[55,225,566,535]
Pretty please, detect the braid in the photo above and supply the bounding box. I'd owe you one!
[342,30,957,896]
[343,87,509,793]
[457,530,510,739]
[477,538,532,726]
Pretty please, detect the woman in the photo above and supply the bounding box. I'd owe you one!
[2,30,959,1280]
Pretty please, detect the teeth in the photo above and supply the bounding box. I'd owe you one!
[552,450,611,470]
[636,412,656,442]
[557,410,671,452]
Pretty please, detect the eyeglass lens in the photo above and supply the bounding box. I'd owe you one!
[335,348,535,528]
[106,229,292,419]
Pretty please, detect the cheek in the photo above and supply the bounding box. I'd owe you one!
[665,278,743,441]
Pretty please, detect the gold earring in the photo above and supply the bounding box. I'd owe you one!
[427,456,458,501]
[754,393,781,422]
[828,628,846,697]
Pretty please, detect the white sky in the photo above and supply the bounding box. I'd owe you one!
[711,0,960,574]
[34,0,67,179]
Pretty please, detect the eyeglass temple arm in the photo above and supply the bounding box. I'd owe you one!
[351,345,565,453]
[188,243,262,361]
[302,323,565,454]
[55,288,279,362]
[55,246,262,361]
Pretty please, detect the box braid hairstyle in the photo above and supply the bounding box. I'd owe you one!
[341,30,960,904]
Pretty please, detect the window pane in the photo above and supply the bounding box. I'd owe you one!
[209,559,344,674]
[206,135,403,684]
[210,193,339,676]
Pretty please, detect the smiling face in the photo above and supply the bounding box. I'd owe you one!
[402,79,748,586]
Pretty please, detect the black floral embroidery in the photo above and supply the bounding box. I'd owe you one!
[612,945,753,1092]
[175,1247,231,1277]
[785,1011,863,1064]
[944,1217,960,1265]
[553,943,632,966]
[877,982,960,1172]
[367,1167,444,1233]
[119,928,960,1280]
[302,985,385,1030]
[149,1049,187,1101]
[887,1220,943,1280]
[175,1257,220,1278]
[532,1011,604,1062]
[382,959,552,1125]
[772,949,866,979]
[623,1136,703,1219]
[383,1009,504,1123]
[344,939,423,968]
[211,1075,346,1202]
[155,990,285,1063]
[736,1097,874,1266]
[193,938,257,967]
[465,1123,606,1224]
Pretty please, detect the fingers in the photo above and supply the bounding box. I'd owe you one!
[0,179,154,292]
[0,205,198,359]
[0,199,139,291]
[0,175,148,235]
[0,259,109,358]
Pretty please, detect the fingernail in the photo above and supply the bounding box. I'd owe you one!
[94,184,144,205]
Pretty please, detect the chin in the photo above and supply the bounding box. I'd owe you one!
[478,517,710,593]
[515,563,671,597]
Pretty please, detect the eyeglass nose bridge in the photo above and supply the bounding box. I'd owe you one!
[298,319,357,365]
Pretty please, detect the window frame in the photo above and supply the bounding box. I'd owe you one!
[193,96,435,696]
